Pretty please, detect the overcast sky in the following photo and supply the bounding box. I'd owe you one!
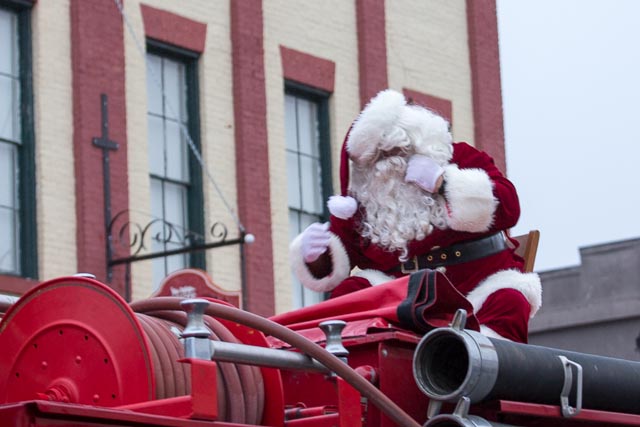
[496,0,640,271]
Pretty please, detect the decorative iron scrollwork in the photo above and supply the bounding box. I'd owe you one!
[107,210,237,265]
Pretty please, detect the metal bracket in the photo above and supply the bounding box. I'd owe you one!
[181,299,213,360]
[451,308,467,331]
[559,355,583,417]
[426,399,443,420]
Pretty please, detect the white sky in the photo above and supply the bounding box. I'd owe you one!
[497,0,640,271]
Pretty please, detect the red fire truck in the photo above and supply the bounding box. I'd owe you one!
[1,274,638,427]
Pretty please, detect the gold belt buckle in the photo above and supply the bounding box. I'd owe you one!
[401,256,419,274]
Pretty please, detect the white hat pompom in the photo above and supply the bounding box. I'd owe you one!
[327,195,358,220]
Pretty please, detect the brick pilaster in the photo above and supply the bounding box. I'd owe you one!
[231,0,275,316]
[466,0,506,173]
[70,0,129,296]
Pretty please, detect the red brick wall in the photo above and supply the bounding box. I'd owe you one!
[231,0,275,316]
[403,88,453,124]
[140,4,207,53]
[70,0,129,297]
[0,276,38,295]
[356,0,388,108]
[466,0,506,173]
[280,46,335,93]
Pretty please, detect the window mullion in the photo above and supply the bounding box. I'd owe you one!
[295,97,305,229]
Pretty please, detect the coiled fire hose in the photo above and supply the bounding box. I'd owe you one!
[131,307,264,425]
[130,297,421,427]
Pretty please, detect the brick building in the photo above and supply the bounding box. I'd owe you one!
[530,237,640,361]
[0,0,505,316]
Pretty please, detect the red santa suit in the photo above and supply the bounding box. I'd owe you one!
[290,89,541,343]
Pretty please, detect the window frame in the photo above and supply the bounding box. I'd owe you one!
[285,81,332,307]
[146,40,205,278]
[0,1,37,285]
[285,81,333,220]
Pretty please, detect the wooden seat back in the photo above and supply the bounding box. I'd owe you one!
[512,230,540,273]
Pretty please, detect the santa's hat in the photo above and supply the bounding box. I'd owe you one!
[330,90,453,217]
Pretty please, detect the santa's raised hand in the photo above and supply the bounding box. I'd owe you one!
[404,154,445,194]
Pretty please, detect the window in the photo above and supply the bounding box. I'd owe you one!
[0,4,36,279]
[285,85,332,308]
[146,45,204,288]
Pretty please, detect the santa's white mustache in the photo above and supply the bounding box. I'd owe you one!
[351,155,448,261]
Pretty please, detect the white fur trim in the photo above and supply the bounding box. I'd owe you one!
[480,324,510,341]
[347,89,406,164]
[290,231,351,292]
[328,196,358,220]
[399,105,453,164]
[346,89,453,166]
[352,269,395,286]
[466,269,542,318]
[443,164,497,232]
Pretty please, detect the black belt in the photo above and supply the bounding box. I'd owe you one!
[393,232,508,274]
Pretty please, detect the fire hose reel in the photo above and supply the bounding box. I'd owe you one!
[0,276,155,406]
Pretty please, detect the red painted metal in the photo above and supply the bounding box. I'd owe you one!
[153,269,242,309]
[336,377,363,427]
[0,276,154,406]
[185,359,219,421]
[114,360,217,420]
[118,395,196,418]
[496,400,640,426]
[285,413,339,426]
[280,329,428,427]
[0,400,221,426]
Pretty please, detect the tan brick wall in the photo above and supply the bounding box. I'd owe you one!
[264,1,361,314]
[32,0,77,280]
[386,0,475,144]
[196,1,241,297]
[121,0,152,299]
[122,1,240,300]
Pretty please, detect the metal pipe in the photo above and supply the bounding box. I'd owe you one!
[413,324,640,415]
[210,340,329,373]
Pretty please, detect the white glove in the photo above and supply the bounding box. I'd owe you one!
[405,154,445,193]
[300,222,331,263]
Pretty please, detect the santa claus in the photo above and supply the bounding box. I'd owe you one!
[290,89,541,343]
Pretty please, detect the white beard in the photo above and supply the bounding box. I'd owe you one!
[351,156,449,261]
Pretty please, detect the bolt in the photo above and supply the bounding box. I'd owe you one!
[75,356,82,364]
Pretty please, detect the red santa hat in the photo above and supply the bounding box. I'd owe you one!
[330,89,453,218]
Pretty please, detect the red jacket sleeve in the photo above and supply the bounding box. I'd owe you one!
[451,142,521,231]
